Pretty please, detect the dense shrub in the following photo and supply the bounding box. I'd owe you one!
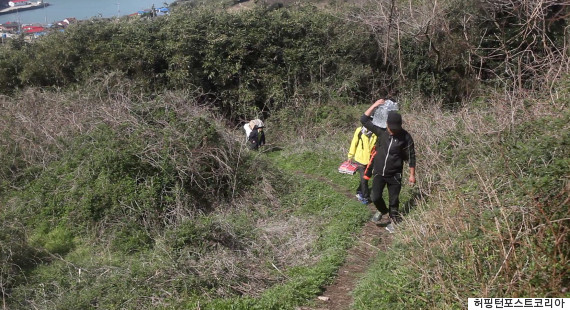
[0,4,380,120]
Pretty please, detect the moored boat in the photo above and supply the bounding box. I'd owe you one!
[0,1,49,16]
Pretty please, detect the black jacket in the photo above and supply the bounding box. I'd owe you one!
[361,114,415,177]
[248,126,266,150]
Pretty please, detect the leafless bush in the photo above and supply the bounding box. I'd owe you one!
[472,0,570,91]
[348,0,466,70]
[347,0,569,105]
[396,86,569,303]
[0,74,139,178]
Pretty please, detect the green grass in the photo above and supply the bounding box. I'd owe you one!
[1,119,373,309]
[193,145,372,309]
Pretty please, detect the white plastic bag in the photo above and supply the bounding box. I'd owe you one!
[372,100,399,128]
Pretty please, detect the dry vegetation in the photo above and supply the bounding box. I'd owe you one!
[1,0,568,308]
[353,82,569,308]
[0,75,329,308]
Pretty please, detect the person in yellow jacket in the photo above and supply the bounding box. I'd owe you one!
[348,126,377,204]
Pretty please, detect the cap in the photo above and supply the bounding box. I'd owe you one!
[386,111,402,132]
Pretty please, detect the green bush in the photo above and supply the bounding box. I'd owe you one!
[0,4,381,120]
[0,219,39,296]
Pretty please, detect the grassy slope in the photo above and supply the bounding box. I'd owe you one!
[0,90,379,309]
[198,149,374,309]
[1,1,568,308]
[2,86,567,309]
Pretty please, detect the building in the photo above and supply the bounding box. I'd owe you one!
[0,21,20,33]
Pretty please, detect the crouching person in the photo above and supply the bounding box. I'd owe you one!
[243,119,266,150]
[247,123,265,150]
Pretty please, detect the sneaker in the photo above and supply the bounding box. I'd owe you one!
[355,193,363,201]
[385,223,395,233]
[360,198,369,204]
[371,211,382,223]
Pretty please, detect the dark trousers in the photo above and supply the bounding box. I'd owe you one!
[370,174,402,222]
[355,163,370,199]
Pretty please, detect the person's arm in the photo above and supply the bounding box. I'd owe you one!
[360,99,385,136]
[405,134,416,184]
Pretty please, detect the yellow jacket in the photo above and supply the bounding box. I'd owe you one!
[348,127,377,165]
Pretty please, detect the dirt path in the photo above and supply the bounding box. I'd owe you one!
[296,173,392,310]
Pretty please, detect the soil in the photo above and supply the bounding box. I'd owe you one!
[295,173,392,310]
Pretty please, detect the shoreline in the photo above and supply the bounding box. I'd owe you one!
[1,1,171,25]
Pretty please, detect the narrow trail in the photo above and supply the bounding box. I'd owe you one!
[295,172,392,310]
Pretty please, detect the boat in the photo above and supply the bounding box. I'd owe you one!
[0,1,50,16]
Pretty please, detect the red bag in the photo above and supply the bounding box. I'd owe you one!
[338,160,357,175]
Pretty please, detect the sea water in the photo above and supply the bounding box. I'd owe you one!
[0,0,169,25]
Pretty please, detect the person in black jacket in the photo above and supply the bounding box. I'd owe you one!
[361,99,416,232]
[247,124,266,150]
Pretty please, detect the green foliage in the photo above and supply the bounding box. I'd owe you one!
[162,4,379,119]
[111,221,153,253]
[0,4,380,120]
[16,19,169,92]
[399,36,473,108]
[0,44,23,93]
[1,1,568,308]
[35,225,76,255]
[193,147,371,309]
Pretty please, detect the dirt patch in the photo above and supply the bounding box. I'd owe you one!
[306,207,391,310]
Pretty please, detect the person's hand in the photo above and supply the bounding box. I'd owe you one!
[409,175,416,185]
[365,99,386,116]
[372,99,385,107]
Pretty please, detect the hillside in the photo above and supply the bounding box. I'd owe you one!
[0,0,568,309]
